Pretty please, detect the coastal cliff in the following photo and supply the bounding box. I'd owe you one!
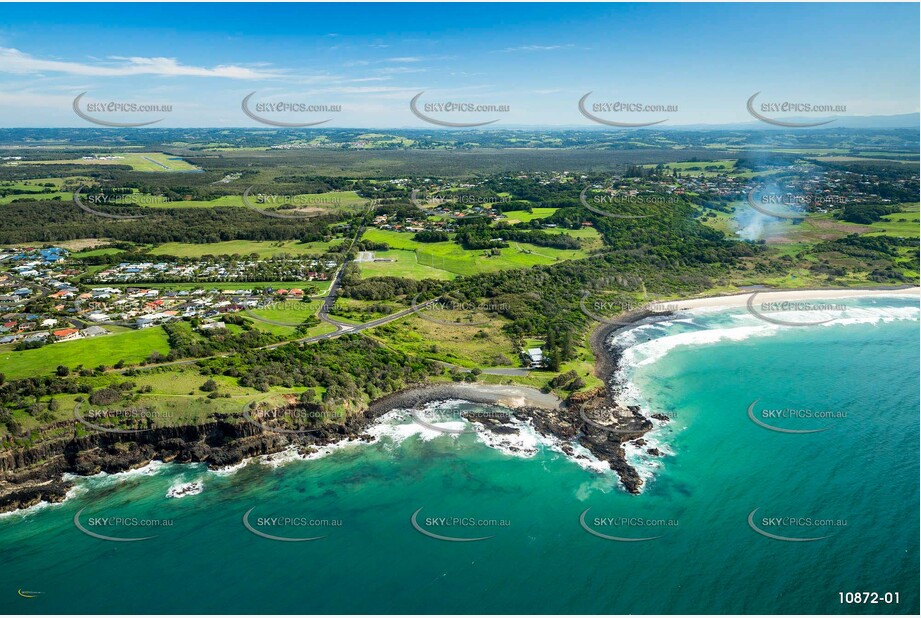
[0,316,668,513]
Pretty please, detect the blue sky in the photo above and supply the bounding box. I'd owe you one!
[0,3,917,127]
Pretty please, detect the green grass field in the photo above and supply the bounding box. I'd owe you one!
[363,228,591,276]
[6,366,323,434]
[698,209,736,235]
[0,191,72,204]
[1,177,69,189]
[358,250,456,280]
[541,225,604,249]
[149,239,337,258]
[502,208,558,222]
[0,327,171,380]
[22,152,198,172]
[370,313,519,368]
[247,300,321,324]
[775,204,921,243]
[0,176,86,205]
[71,247,125,258]
[865,204,920,238]
[246,312,338,338]
[643,159,738,177]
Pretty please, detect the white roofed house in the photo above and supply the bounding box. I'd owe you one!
[80,325,108,338]
[136,313,174,328]
[523,347,544,368]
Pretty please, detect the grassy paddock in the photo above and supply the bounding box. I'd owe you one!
[149,239,337,258]
[0,327,171,379]
[362,228,590,276]
[358,250,456,280]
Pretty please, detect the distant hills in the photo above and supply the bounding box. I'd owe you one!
[666,113,920,131]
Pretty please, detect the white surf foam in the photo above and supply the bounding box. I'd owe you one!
[62,460,166,487]
[606,298,920,492]
[166,480,203,498]
[0,498,56,520]
[210,460,249,477]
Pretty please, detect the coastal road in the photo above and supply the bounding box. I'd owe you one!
[316,216,370,331]
[284,299,437,346]
[108,298,438,373]
[106,205,428,372]
[316,261,353,330]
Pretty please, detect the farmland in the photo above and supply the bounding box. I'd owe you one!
[501,207,558,222]
[0,327,171,380]
[0,126,916,443]
[863,203,920,238]
[362,228,592,276]
[149,239,338,258]
[357,249,456,280]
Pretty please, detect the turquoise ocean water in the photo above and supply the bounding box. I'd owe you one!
[1,296,918,614]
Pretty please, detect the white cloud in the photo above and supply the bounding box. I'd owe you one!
[0,47,282,79]
[495,44,574,53]
[376,66,427,75]
[316,85,421,96]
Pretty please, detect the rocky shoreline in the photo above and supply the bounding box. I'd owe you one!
[0,313,670,514]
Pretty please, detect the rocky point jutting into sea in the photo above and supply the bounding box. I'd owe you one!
[0,314,668,514]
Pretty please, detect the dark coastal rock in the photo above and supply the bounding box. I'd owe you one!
[565,386,605,405]
[462,411,517,434]
[1,316,667,512]
[651,413,671,422]
[647,448,662,456]
[0,480,71,512]
[518,392,651,494]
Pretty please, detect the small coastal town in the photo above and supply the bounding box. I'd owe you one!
[0,245,337,348]
[0,2,919,616]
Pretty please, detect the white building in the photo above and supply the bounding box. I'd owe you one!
[524,348,544,368]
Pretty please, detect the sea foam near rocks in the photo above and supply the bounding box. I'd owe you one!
[166,480,203,498]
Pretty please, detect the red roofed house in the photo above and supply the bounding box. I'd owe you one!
[52,328,81,341]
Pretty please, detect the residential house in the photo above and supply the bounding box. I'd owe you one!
[523,348,544,368]
[52,328,81,342]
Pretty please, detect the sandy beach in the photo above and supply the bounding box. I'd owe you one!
[367,383,563,415]
[670,286,921,310]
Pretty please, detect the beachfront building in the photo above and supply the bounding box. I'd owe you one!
[523,347,544,368]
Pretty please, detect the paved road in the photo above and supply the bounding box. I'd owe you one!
[105,204,438,373]
[286,299,436,346]
[317,262,352,329]
[3,273,51,309]
[316,218,369,330]
[110,293,436,373]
